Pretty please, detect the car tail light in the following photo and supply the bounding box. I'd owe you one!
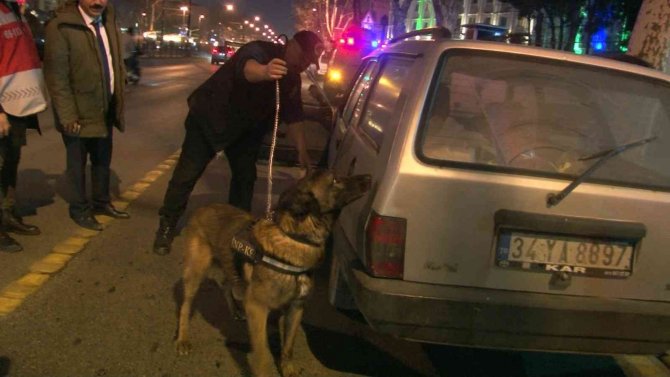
[365,212,406,278]
[212,47,219,54]
[327,69,342,82]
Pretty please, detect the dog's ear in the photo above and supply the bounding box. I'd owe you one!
[277,187,320,219]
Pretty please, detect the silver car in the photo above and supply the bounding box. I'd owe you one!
[327,28,670,354]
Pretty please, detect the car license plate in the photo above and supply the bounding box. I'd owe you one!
[496,231,635,278]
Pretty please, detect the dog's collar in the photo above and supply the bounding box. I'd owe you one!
[260,255,310,275]
[231,225,311,275]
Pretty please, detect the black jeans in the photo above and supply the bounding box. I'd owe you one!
[158,114,266,224]
[62,131,113,218]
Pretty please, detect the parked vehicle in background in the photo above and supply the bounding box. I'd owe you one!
[459,23,508,41]
[326,27,670,355]
[323,26,379,106]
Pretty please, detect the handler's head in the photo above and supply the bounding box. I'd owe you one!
[78,0,107,18]
[285,30,324,73]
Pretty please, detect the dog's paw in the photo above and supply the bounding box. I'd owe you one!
[280,360,302,377]
[175,339,192,355]
[248,353,274,377]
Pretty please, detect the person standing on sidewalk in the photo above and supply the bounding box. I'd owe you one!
[152,31,323,255]
[0,0,49,252]
[44,0,129,231]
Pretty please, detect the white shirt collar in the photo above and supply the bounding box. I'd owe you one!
[78,5,100,26]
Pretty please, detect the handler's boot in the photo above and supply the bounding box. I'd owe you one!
[2,209,41,235]
[153,217,176,255]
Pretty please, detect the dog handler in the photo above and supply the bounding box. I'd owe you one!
[153,31,323,255]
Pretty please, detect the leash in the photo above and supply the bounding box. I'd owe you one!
[266,79,280,220]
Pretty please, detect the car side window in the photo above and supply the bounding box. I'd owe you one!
[357,58,414,150]
[342,61,379,126]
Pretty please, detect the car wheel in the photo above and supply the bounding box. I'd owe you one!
[328,253,357,310]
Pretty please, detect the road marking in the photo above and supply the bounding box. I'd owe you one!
[616,355,670,377]
[0,150,181,317]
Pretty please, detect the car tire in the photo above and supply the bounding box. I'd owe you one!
[328,253,357,310]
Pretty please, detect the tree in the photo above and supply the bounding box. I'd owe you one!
[434,0,461,34]
[389,0,411,37]
[627,0,670,72]
[498,0,548,46]
[294,0,354,41]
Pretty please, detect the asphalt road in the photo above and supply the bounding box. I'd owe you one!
[0,56,666,377]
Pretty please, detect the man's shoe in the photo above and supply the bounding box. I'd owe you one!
[72,214,103,231]
[2,210,40,235]
[153,219,176,255]
[0,232,22,253]
[93,204,130,219]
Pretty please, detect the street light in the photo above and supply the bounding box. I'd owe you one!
[254,16,260,21]
[180,5,188,26]
[225,4,234,11]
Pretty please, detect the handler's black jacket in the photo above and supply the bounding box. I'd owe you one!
[187,41,304,151]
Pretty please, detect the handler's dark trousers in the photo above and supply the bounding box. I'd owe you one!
[158,114,265,224]
[1,114,31,210]
[62,130,113,219]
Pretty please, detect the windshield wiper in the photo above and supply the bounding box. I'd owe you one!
[546,136,658,208]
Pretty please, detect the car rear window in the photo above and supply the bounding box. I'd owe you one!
[418,49,670,190]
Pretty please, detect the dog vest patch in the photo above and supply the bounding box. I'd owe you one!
[231,226,262,263]
[231,221,312,275]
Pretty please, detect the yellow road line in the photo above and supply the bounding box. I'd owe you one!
[0,150,181,317]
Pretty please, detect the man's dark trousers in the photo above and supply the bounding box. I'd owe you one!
[158,113,266,224]
[62,129,113,219]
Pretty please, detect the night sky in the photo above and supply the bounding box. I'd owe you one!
[193,0,296,35]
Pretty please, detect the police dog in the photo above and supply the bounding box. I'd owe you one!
[175,170,371,377]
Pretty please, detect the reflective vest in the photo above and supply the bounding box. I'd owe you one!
[0,2,47,116]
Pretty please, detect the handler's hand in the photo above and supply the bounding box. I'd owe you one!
[64,121,81,135]
[0,113,10,138]
[264,58,288,80]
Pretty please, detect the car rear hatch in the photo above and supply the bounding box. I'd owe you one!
[385,49,670,303]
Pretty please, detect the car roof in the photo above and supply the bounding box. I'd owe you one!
[368,38,670,83]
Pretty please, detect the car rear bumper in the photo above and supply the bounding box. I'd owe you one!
[333,226,670,354]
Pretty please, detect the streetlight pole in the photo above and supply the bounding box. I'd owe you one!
[186,0,192,39]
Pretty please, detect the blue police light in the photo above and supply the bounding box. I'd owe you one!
[371,40,379,48]
[592,29,607,52]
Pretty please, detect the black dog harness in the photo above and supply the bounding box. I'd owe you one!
[231,224,312,275]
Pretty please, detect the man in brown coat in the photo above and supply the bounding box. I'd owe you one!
[44,0,129,231]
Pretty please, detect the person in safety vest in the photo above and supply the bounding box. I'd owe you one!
[152,31,323,256]
[0,0,48,252]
